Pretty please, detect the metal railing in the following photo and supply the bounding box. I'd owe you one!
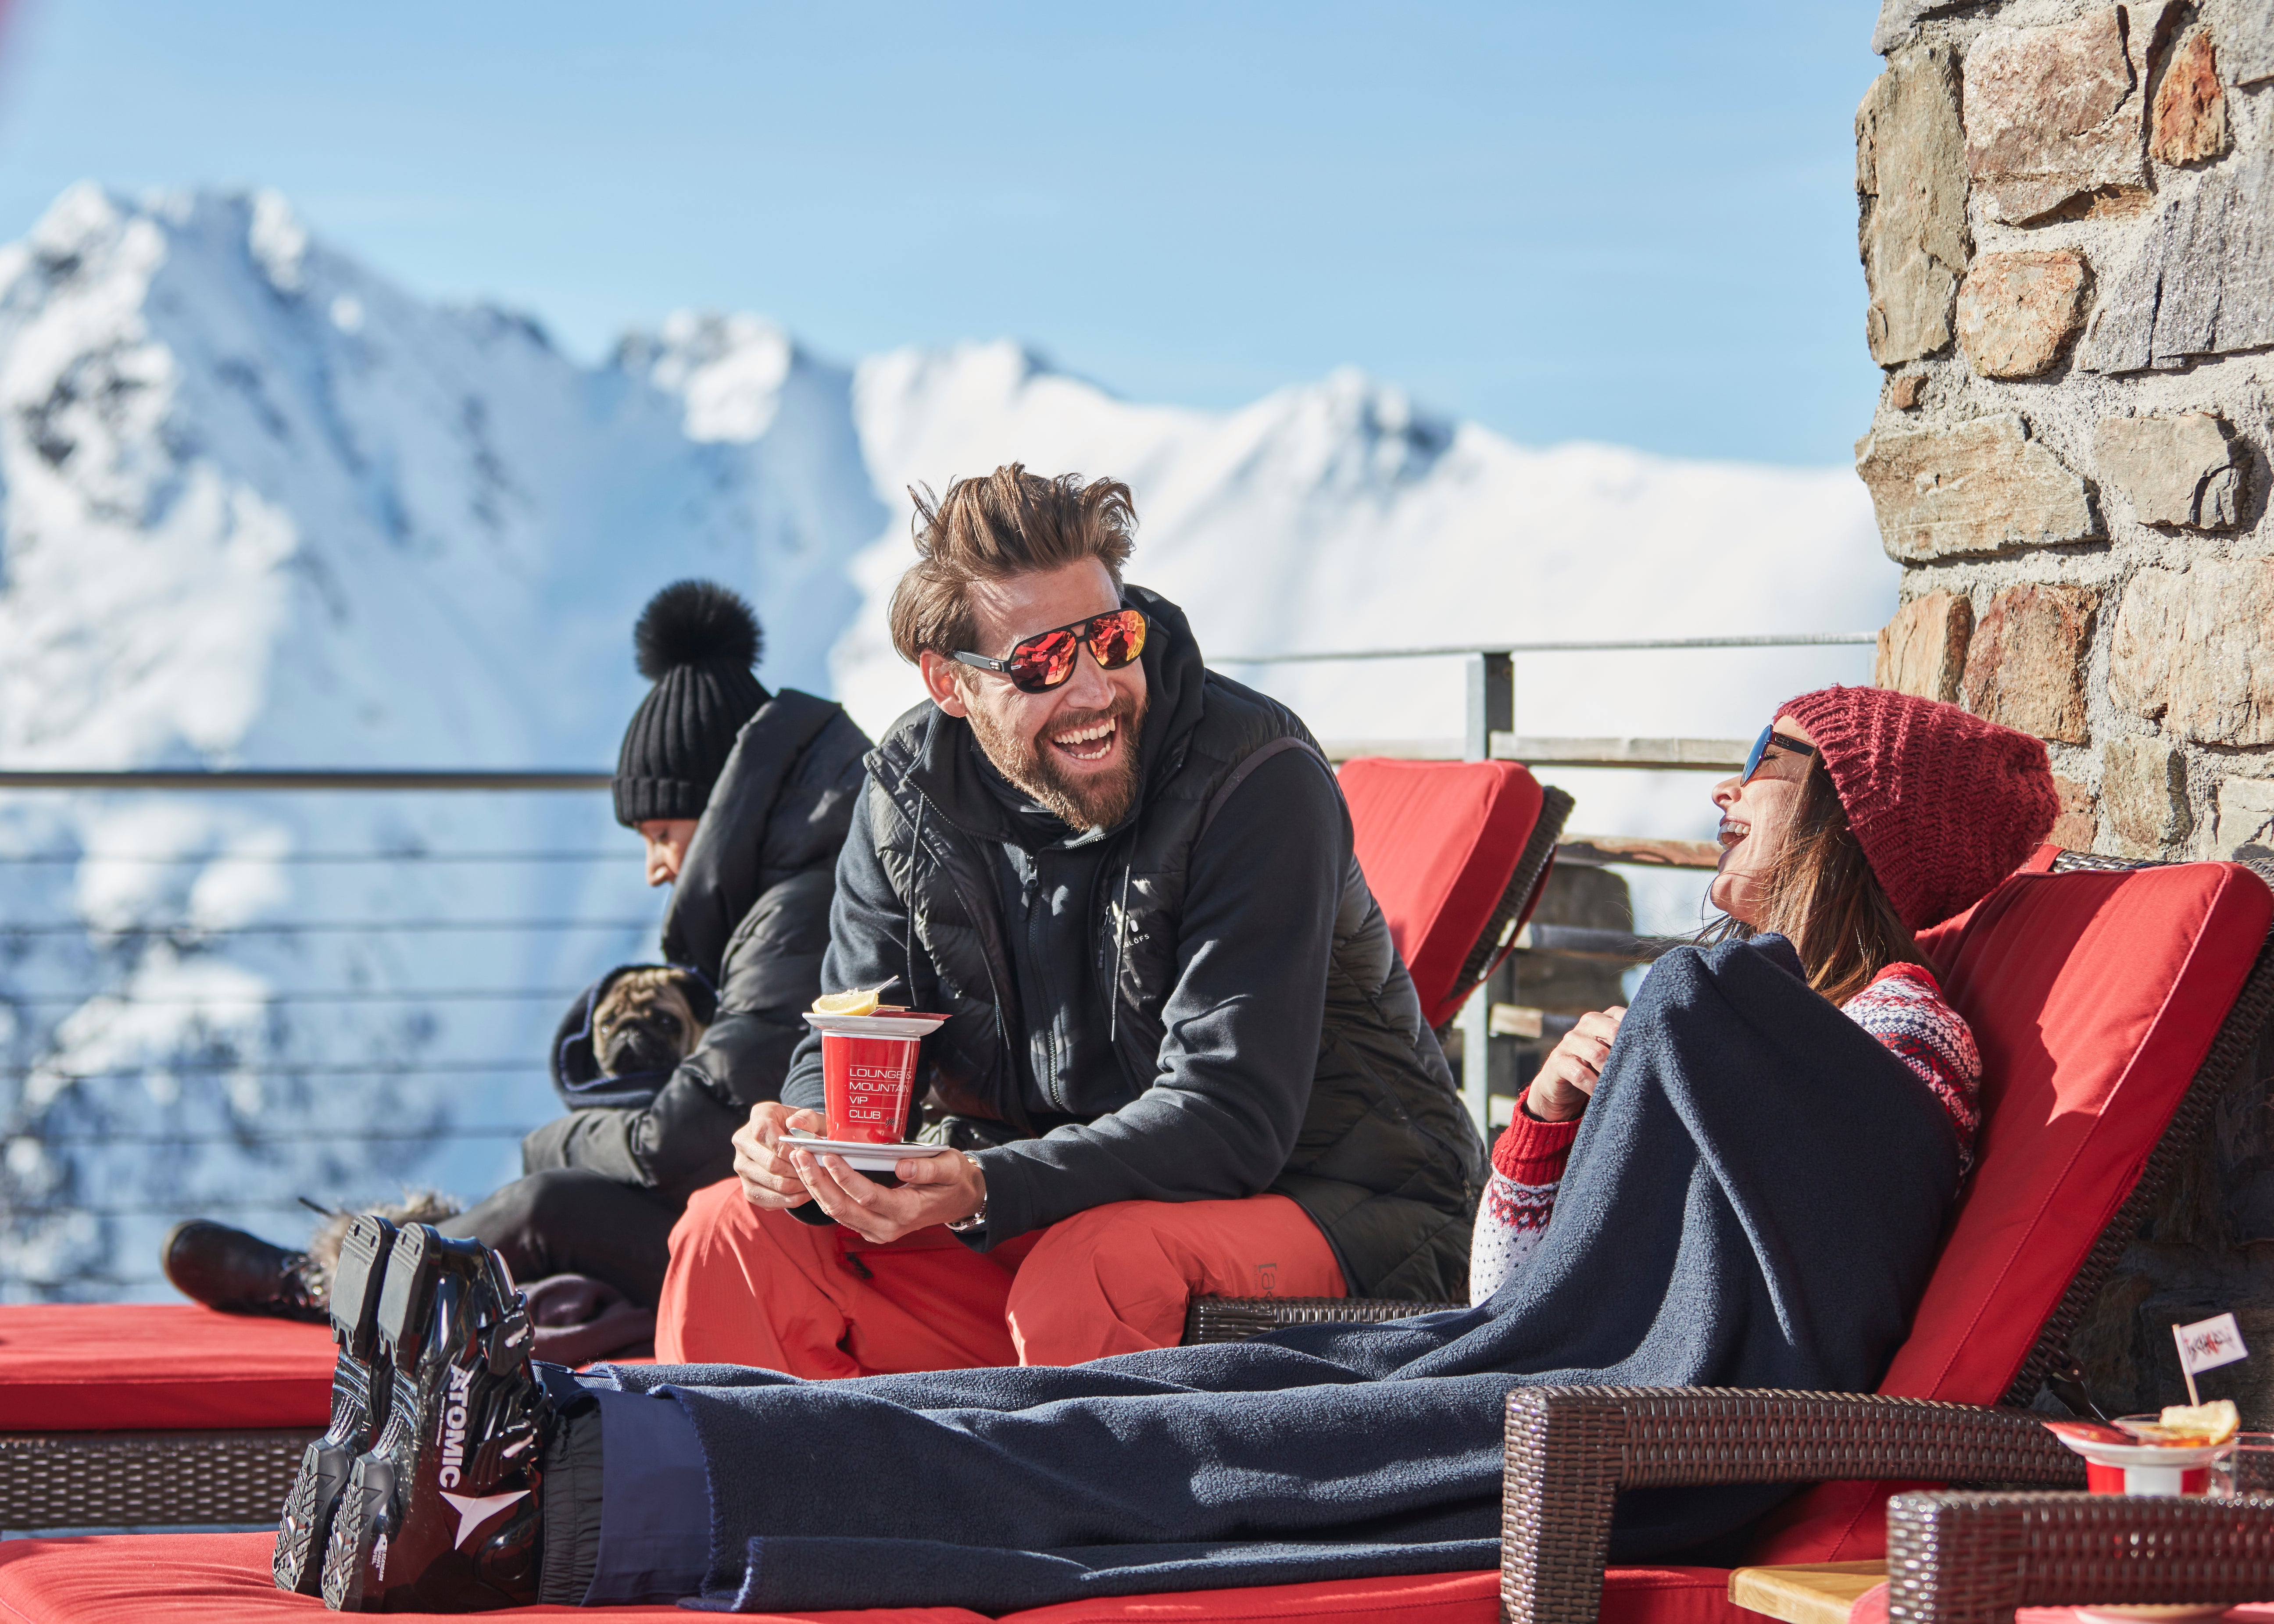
[1216,633,1874,767]
[1218,632,1876,1127]
[0,784,660,1295]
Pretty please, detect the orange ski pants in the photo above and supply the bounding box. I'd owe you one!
[654,1178,1345,1375]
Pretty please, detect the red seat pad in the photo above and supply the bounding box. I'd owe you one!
[0,1533,786,1623]
[1338,758,1546,1028]
[1748,849,2274,1565]
[0,1536,1742,1624]
[0,1305,335,1431]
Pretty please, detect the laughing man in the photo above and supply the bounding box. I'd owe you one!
[653,463,1486,1371]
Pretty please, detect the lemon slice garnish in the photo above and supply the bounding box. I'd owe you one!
[811,988,882,1017]
[2157,1399,2241,1444]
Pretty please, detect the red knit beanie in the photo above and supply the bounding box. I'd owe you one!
[1776,686,2059,932]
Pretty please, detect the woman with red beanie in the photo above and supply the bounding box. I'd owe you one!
[1471,685,2061,1300]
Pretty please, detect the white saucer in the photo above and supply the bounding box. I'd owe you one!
[801,1010,951,1038]
[784,1131,952,1172]
[2052,1436,2234,1471]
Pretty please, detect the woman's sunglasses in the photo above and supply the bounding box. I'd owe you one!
[1741,725,1818,784]
[951,608,1149,694]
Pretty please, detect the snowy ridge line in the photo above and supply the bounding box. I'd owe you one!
[1214,632,1878,663]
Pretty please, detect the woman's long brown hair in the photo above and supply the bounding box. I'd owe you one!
[1714,757,1928,1005]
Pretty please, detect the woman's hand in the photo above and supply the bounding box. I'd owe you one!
[732,1100,823,1209]
[1526,1006,1627,1123]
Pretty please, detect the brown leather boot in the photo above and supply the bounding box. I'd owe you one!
[160,1218,328,1322]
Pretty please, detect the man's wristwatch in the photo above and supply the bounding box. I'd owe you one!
[945,1152,988,1233]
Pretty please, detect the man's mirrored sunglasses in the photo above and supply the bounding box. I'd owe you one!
[951,608,1149,694]
[1741,724,1818,783]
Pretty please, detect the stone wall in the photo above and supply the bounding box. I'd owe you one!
[1862,0,2274,866]
[1859,0,2274,1420]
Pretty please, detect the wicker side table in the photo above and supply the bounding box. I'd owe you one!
[1728,1560,1890,1624]
[0,1428,316,1533]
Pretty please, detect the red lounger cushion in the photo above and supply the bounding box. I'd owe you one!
[0,1535,1755,1624]
[1339,757,1547,1028]
[0,1305,335,1431]
[1750,848,2274,1563]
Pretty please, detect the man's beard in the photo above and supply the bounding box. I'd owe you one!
[969,691,1148,832]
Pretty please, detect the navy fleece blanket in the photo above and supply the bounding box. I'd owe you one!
[607,935,1959,1613]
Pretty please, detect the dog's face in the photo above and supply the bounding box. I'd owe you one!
[592,968,708,1076]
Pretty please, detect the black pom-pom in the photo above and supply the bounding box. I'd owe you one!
[634,580,762,679]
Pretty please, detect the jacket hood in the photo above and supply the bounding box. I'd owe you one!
[550,962,720,1110]
[663,688,850,977]
[894,584,1210,849]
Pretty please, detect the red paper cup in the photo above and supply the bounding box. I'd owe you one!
[2086,1460,2211,1495]
[821,1031,921,1144]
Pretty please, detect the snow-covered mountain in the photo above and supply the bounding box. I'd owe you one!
[0,184,1891,1299]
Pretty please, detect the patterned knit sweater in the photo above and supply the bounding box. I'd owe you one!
[1468,960,1981,1302]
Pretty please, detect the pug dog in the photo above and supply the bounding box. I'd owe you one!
[591,965,710,1077]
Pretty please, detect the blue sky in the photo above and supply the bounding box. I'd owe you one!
[0,2,1884,466]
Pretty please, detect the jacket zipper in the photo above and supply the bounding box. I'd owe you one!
[901,778,1020,1118]
[1026,849,1067,1114]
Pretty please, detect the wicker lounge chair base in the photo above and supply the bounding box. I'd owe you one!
[1497,1387,2087,1624]
[0,1429,315,1533]
[1886,1489,2274,1624]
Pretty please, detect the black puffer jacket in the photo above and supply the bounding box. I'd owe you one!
[523,689,871,1206]
[783,589,1484,1300]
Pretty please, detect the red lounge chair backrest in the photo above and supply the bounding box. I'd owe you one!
[1750,846,2274,1564]
[1337,758,1553,1029]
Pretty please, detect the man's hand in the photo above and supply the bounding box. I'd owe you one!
[733,1101,823,1210]
[790,1145,987,1245]
[1526,1006,1627,1123]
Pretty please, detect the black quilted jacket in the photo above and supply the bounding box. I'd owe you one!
[783,589,1483,1300]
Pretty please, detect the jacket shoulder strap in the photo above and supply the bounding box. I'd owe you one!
[1196,736,1330,843]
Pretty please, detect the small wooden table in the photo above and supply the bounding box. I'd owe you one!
[1728,1560,1888,1624]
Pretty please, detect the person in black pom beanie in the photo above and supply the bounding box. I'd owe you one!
[615,580,773,880]
[485,578,873,1311]
[162,579,871,1357]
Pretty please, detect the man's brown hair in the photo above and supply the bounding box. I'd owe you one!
[888,464,1137,663]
